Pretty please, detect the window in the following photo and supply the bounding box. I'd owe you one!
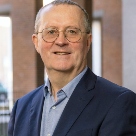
[92,20,102,76]
[43,0,54,6]
[0,16,12,111]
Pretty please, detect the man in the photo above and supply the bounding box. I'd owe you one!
[8,0,136,136]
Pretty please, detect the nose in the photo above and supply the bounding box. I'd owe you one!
[55,31,68,46]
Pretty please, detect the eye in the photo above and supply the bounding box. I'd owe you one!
[67,29,77,35]
[48,29,57,35]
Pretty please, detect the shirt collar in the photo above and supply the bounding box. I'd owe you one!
[61,67,88,98]
[44,78,51,97]
[44,66,88,98]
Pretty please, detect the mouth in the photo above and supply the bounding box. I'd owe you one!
[54,52,71,55]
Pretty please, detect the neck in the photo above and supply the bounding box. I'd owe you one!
[46,67,86,98]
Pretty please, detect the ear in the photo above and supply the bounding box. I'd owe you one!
[32,34,40,53]
[87,34,92,52]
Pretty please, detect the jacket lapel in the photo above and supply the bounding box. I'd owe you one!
[29,86,45,136]
[53,68,97,136]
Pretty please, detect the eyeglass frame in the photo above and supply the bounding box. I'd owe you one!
[35,27,90,43]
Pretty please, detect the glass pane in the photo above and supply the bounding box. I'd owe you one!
[0,16,13,113]
[92,20,102,76]
[43,0,54,6]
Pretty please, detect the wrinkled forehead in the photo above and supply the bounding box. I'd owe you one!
[41,4,84,16]
[39,4,85,27]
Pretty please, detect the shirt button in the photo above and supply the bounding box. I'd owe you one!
[52,106,56,109]
[47,134,50,136]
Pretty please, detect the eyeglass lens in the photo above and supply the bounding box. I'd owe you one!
[42,28,82,43]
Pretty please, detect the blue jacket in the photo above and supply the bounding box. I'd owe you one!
[8,68,136,136]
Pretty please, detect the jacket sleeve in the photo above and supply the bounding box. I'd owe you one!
[8,100,18,136]
[99,90,136,136]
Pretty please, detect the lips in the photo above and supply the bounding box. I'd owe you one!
[54,52,71,55]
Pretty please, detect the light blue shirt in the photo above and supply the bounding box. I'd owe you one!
[40,67,87,136]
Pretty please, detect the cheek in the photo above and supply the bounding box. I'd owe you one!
[38,42,51,55]
[38,44,52,64]
[72,45,87,63]
[76,41,89,55]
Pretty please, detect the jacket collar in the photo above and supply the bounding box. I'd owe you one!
[53,68,97,136]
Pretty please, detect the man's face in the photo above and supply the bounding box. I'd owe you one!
[32,4,92,75]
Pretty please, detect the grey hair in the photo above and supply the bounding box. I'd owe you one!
[34,0,91,34]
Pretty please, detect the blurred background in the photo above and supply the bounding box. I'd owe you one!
[0,0,136,135]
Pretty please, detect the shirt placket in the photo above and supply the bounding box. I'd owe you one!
[46,90,67,136]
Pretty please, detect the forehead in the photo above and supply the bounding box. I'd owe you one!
[40,4,85,29]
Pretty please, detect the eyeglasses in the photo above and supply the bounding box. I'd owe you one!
[36,27,89,43]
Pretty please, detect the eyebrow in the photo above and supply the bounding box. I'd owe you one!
[44,26,80,29]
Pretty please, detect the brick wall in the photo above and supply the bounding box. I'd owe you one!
[12,0,37,100]
[93,0,122,85]
[0,0,44,101]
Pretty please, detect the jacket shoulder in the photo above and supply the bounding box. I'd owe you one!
[95,76,135,104]
[18,85,44,102]
[13,85,44,112]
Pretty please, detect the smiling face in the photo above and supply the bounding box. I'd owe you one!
[32,4,92,77]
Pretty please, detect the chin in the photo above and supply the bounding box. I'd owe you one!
[55,68,72,72]
[53,65,74,72]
